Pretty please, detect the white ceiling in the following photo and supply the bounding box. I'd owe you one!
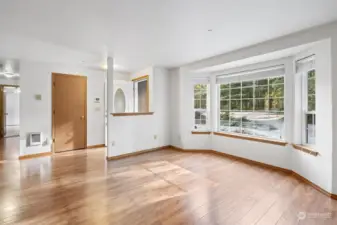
[1,0,337,72]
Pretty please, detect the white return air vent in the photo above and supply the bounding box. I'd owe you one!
[29,132,42,146]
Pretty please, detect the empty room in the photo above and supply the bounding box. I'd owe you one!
[1,0,337,224]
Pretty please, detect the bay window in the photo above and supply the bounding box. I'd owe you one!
[218,66,285,140]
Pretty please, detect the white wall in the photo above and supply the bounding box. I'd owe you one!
[168,68,181,147]
[5,91,20,126]
[114,71,130,81]
[19,60,105,155]
[0,78,19,86]
[108,67,170,157]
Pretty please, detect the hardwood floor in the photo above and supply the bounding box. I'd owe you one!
[0,137,19,161]
[0,146,336,224]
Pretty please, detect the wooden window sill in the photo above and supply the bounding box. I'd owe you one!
[213,132,287,146]
[292,144,318,156]
[191,131,212,135]
[111,112,154,117]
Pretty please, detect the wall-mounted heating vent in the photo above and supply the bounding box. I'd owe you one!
[29,132,42,146]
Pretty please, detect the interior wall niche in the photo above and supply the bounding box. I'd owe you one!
[114,88,126,113]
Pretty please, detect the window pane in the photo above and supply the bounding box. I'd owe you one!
[220,111,230,121]
[268,112,284,139]
[194,100,201,108]
[230,100,241,111]
[200,100,207,109]
[255,79,268,86]
[308,95,315,111]
[194,84,208,129]
[242,87,254,98]
[230,88,241,99]
[308,70,315,79]
[194,89,201,99]
[242,120,255,136]
[242,81,254,87]
[220,100,229,110]
[230,113,242,134]
[308,78,315,95]
[306,114,316,145]
[200,112,207,120]
[269,98,284,112]
[220,89,230,100]
[201,91,207,100]
[242,99,254,111]
[255,86,268,98]
[220,111,230,132]
[269,84,284,98]
[137,80,148,112]
[255,99,269,111]
[269,77,284,85]
[195,111,201,119]
[231,82,241,88]
[220,84,229,89]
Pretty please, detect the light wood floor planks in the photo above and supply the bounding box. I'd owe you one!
[0,140,336,224]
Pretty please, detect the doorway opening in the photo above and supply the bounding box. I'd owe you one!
[1,86,20,138]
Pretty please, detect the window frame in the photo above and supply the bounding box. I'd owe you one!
[132,75,149,113]
[217,76,285,141]
[301,68,316,147]
[193,83,210,131]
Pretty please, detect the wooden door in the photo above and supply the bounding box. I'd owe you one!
[52,74,87,152]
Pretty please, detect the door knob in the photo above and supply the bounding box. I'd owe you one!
[80,116,85,120]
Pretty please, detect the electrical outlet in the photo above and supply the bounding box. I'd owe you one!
[111,141,115,146]
[154,135,157,140]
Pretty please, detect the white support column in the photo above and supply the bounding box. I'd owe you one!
[107,57,114,157]
[210,75,217,132]
[284,58,295,144]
